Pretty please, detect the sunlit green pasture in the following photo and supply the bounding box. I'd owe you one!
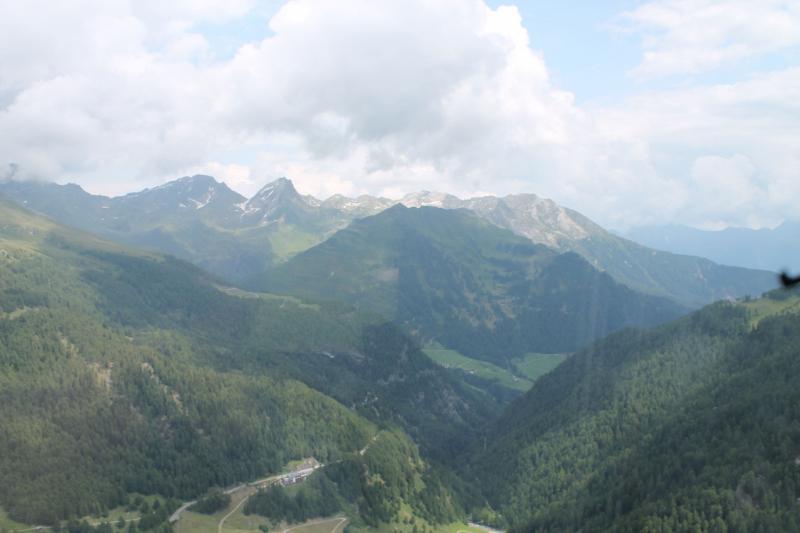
[512,353,568,382]
[213,286,321,310]
[422,342,532,391]
[736,293,800,328]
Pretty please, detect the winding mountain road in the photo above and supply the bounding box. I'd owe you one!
[169,484,246,523]
[171,433,380,526]
[218,487,257,533]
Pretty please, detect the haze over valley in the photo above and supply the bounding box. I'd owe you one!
[2,1,800,533]
[1,172,796,533]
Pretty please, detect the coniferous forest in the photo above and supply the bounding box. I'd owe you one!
[2,190,799,533]
[465,297,800,532]
[0,194,482,526]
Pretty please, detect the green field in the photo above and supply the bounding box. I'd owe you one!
[442,523,495,533]
[422,342,533,391]
[736,294,800,328]
[0,495,161,533]
[512,353,568,382]
[283,518,347,533]
[213,286,321,310]
[0,509,30,532]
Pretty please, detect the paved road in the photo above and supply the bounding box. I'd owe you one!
[169,484,246,523]
[218,487,256,533]
[171,436,377,524]
[467,522,505,533]
[169,501,196,523]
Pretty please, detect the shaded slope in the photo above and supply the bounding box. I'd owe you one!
[246,205,688,364]
[465,295,800,533]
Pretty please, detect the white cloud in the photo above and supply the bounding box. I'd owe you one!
[592,66,800,228]
[619,0,800,80]
[0,0,798,231]
[690,154,760,211]
[0,0,576,186]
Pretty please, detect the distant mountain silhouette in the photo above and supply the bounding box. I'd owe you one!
[621,222,800,272]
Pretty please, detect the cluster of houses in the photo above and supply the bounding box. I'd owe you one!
[281,468,314,486]
[249,458,321,490]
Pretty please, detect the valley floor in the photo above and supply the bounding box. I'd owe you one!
[422,342,567,392]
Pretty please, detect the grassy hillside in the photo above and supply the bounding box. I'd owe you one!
[736,288,800,328]
[246,205,688,365]
[0,193,489,527]
[423,341,533,392]
[373,191,779,309]
[464,290,800,533]
[511,353,567,381]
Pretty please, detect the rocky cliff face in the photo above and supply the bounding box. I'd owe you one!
[398,191,592,248]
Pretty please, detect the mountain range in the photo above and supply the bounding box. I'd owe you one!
[2,178,800,533]
[244,204,688,363]
[619,222,800,272]
[0,175,779,309]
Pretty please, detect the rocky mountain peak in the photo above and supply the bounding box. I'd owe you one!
[118,174,245,211]
[144,174,217,195]
[486,193,591,248]
[245,177,299,207]
[395,190,589,249]
[239,177,313,223]
[320,193,397,215]
[400,190,464,209]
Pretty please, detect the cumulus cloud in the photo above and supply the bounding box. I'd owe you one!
[0,0,798,230]
[0,0,576,184]
[619,0,800,80]
[691,154,760,211]
[593,65,800,227]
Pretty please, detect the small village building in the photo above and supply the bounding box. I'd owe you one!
[281,473,307,486]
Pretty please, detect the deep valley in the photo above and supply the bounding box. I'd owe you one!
[0,179,797,533]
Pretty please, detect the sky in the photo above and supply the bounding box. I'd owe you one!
[1,0,799,231]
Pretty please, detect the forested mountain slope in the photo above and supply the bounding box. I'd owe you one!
[399,192,778,308]
[1,177,776,307]
[0,193,489,526]
[464,292,800,533]
[245,205,688,365]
